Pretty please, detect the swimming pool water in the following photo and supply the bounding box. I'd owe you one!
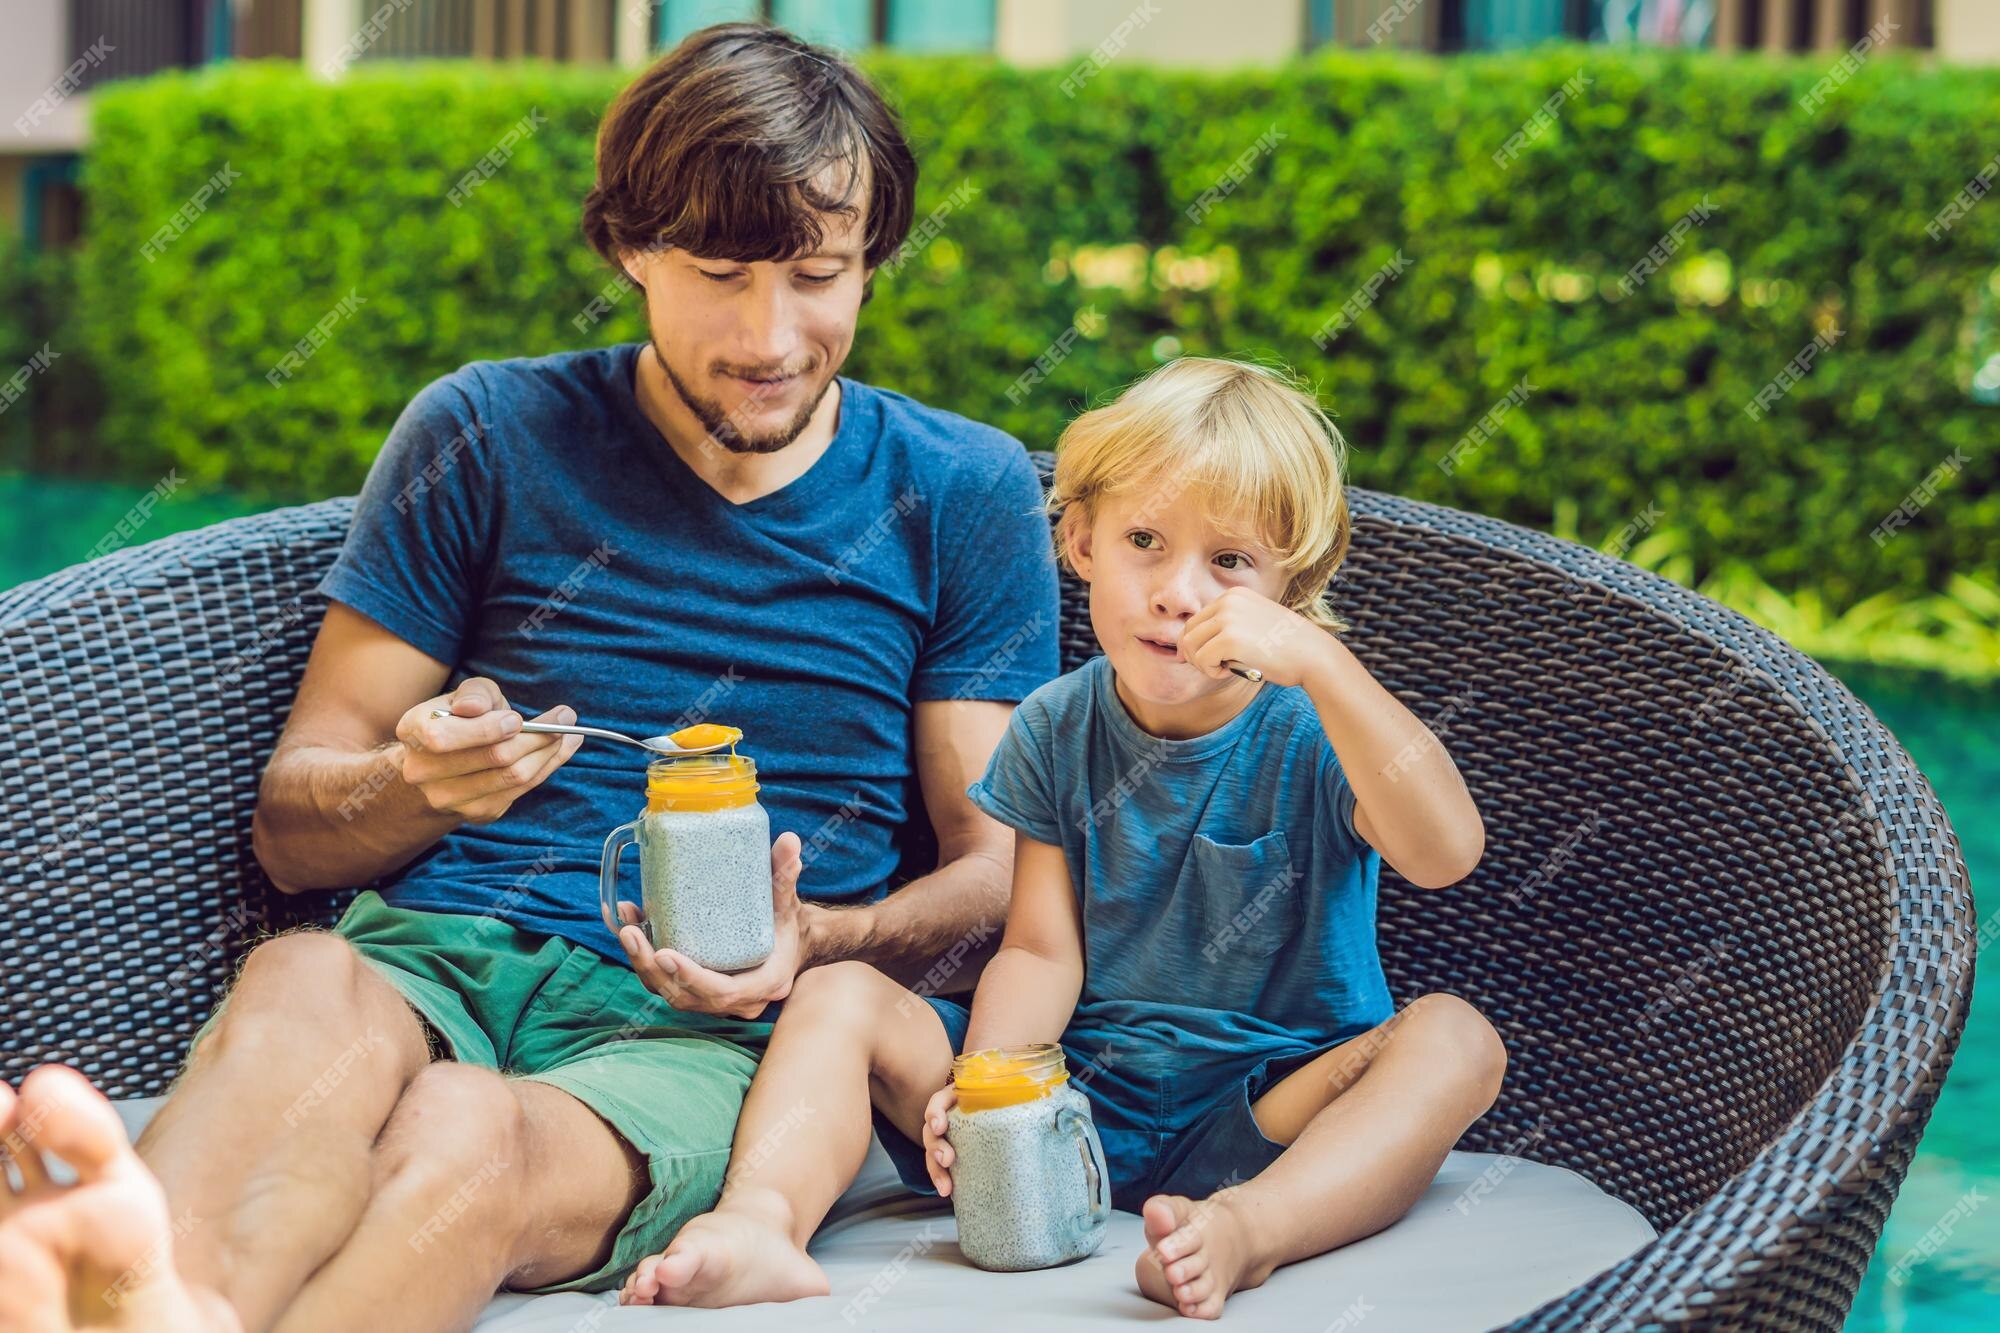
[1838,667,1995,1332]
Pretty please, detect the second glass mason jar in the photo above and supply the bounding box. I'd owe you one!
[599,753,774,973]
[946,1044,1111,1271]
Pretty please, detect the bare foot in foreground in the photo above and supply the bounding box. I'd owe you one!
[619,1194,828,1309]
[0,1066,239,1332]
[1134,1191,1276,1320]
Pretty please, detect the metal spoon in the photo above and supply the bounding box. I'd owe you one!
[425,708,733,758]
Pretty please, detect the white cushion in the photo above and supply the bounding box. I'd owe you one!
[112,1096,1652,1331]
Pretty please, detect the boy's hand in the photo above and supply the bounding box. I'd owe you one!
[922,1085,960,1196]
[1180,587,1329,688]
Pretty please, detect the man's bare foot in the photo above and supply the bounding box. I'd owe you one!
[0,1066,240,1332]
[618,1194,827,1309]
[1134,1192,1276,1320]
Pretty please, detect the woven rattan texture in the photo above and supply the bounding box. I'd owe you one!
[4,500,361,1096]
[1,452,1971,1329]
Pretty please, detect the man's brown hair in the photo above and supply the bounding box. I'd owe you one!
[582,23,918,278]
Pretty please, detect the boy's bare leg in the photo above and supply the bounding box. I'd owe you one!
[133,933,434,1330]
[621,961,953,1309]
[1137,993,1508,1320]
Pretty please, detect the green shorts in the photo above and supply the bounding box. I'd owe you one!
[201,891,773,1294]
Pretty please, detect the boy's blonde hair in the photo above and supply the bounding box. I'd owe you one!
[1048,357,1352,635]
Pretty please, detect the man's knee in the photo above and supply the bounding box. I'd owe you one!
[204,932,363,1046]
[199,932,420,1077]
[230,931,369,1011]
[380,1064,530,1255]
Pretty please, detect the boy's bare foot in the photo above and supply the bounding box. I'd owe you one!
[1135,1192,1276,1320]
[618,1195,828,1309]
[0,1066,240,1332]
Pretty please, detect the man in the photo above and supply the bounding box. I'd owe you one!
[0,23,1058,1332]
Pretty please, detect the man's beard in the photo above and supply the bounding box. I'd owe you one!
[657,343,831,455]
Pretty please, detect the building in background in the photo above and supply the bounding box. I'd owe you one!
[6,0,1997,247]
[6,0,307,247]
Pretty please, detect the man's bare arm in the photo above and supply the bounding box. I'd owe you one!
[249,602,582,893]
[800,697,1017,989]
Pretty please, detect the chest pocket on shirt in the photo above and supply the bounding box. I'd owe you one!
[1190,830,1302,961]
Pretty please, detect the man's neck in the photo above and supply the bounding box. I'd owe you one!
[632,343,842,506]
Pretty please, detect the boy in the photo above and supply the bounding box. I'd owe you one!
[623,358,1505,1319]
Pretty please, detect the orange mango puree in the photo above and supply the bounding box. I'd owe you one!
[953,1046,1069,1113]
[670,723,743,751]
[646,751,758,813]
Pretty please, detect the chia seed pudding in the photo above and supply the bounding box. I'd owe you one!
[947,1046,1111,1271]
[601,750,775,973]
[636,799,773,972]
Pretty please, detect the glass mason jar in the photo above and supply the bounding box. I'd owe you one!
[946,1044,1111,1271]
[598,754,774,973]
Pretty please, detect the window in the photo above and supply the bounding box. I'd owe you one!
[67,0,204,88]
[655,0,993,52]
[1461,0,1577,49]
[883,0,995,52]
[656,0,763,48]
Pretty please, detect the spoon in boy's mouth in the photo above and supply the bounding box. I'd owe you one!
[1140,636,1264,683]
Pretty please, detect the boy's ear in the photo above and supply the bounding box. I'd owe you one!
[1060,507,1094,582]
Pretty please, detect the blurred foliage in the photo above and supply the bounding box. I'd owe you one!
[42,48,2000,635]
[0,234,26,462]
[1,235,96,473]
[1552,504,2000,680]
[1706,569,2000,681]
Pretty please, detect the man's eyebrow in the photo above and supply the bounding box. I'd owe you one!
[685,250,860,265]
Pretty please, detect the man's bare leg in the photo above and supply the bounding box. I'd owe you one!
[622,960,954,1309]
[1136,993,1508,1320]
[268,1064,649,1333]
[133,932,432,1330]
[0,1009,643,1333]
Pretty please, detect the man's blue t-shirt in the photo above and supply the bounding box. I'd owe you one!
[964,654,1394,1144]
[318,343,1060,962]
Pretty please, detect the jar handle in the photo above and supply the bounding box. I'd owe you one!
[599,819,640,935]
[1057,1103,1111,1228]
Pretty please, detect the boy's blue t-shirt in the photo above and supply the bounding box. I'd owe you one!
[318,343,1060,962]
[964,654,1394,1136]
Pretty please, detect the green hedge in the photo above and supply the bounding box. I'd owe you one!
[2,236,96,472]
[63,49,2000,609]
[0,235,27,460]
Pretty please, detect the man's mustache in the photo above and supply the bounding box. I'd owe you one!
[714,362,814,386]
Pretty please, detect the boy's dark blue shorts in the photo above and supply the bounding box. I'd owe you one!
[872,996,1359,1213]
